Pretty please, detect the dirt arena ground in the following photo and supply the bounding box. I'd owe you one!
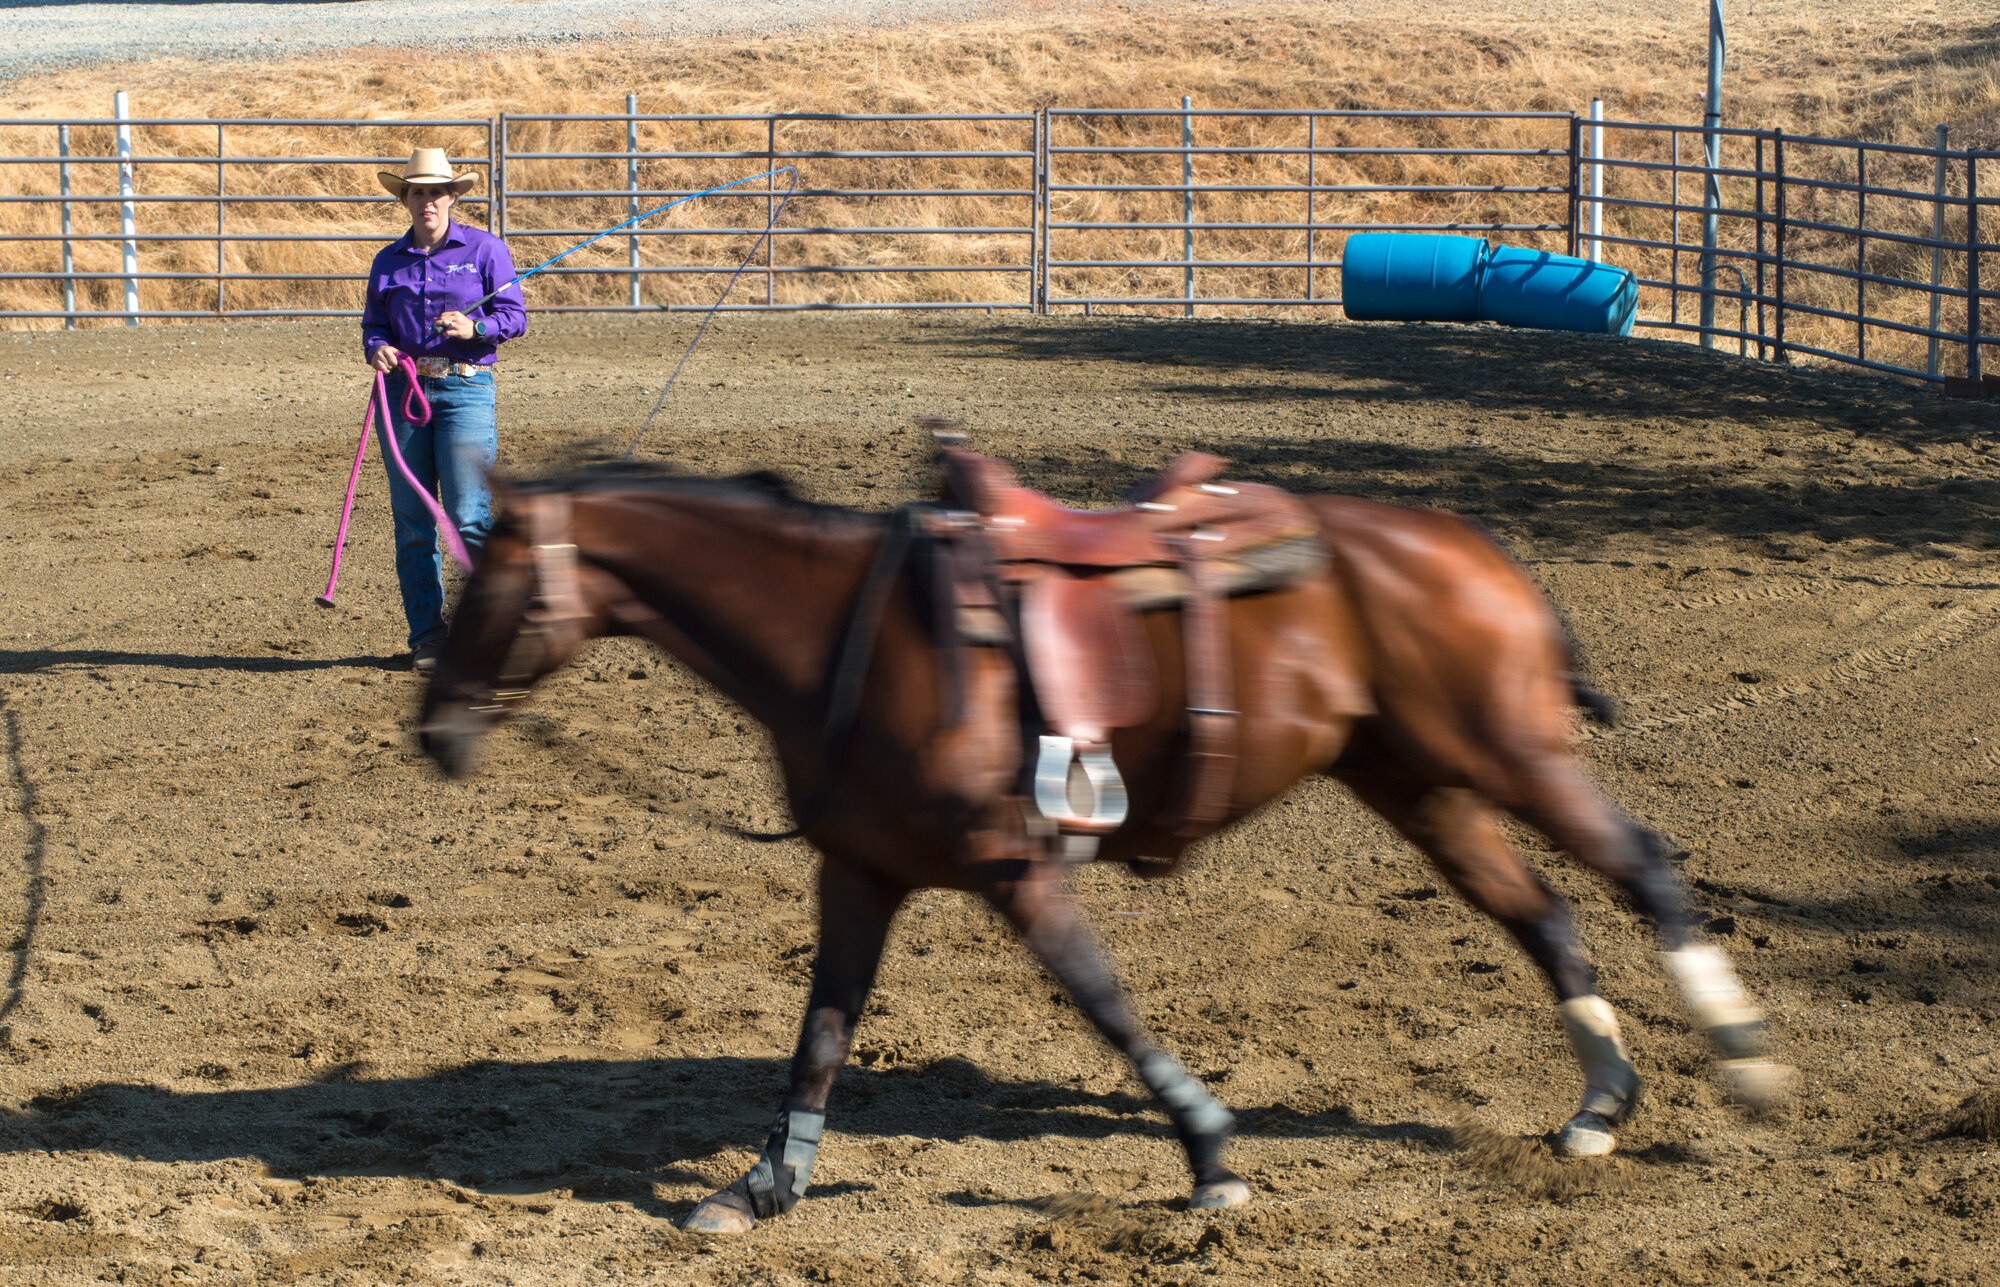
[0,312,1994,1284]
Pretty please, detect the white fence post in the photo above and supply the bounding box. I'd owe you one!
[113,91,139,325]
[1587,98,1604,264]
[1698,0,1726,349]
[56,124,75,328]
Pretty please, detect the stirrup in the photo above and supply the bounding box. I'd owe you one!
[1032,735,1128,838]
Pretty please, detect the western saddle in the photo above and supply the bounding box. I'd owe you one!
[929,443,1325,858]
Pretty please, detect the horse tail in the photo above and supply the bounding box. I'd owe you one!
[1550,600,1617,726]
[1452,515,1620,728]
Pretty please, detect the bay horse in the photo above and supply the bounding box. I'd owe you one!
[416,450,1791,1232]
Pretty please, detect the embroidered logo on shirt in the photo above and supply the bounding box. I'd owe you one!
[440,262,479,274]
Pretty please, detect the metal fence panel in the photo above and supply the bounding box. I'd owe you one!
[0,103,1992,391]
[495,110,1037,312]
[0,116,493,322]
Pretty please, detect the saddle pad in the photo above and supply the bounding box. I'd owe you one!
[1019,570,1157,743]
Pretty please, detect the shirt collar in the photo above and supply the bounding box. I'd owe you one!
[395,220,468,255]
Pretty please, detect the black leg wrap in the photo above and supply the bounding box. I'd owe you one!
[1515,890,1599,1001]
[740,1109,825,1220]
[1627,823,1696,946]
[1138,1052,1235,1180]
[1179,1120,1229,1178]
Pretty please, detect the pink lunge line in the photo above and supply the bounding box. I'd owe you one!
[315,357,472,606]
[315,414,372,606]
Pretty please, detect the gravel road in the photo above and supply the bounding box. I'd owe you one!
[0,0,1026,78]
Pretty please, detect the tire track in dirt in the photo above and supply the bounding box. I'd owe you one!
[1601,596,2000,737]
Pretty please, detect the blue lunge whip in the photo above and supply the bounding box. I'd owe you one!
[454,163,800,456]
[458,165,799,316]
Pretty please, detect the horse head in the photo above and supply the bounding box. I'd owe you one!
[418,479,604,778]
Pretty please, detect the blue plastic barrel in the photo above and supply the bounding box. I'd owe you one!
[1340,232,1489,322]
[1478,246,1638,336]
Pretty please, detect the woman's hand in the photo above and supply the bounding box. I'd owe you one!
[434,311,476,341]
[370,344,404,373]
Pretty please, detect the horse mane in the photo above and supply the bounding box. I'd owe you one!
[515,459,855,517]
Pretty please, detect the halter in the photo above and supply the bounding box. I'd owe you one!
[474,492,595,709]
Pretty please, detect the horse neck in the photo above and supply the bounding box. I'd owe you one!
[581,488,885,733]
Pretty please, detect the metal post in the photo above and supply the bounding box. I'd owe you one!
[766,117,778,309]
[1773,129,1788,363]
[1855,148,1867,363]
[113,90,139,325]
[56,124,74,329]
[1182,96,1194,318]
[626,93,641,309]
[1038,107,1053,314]
[1928,125,1948,378]
[1671,132,1681,326]
[1587,99,1604,263]
[1029,108,1043,313]
[1754,132,1767,360]
[1698,0,1726,348]
[215,124,225,317]
[1305,113,1317,301]
[1566,114,1580,257]
[1968,151,1982,382]
[484,119,496,232]
[497,115,508,239]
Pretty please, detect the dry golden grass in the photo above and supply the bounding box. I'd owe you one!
[1,1,1996,374]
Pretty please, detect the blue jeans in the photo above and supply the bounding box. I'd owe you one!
[382,368,497,649]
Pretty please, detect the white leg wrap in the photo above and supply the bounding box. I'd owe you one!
[1661,944,1762,1031]
[1558,995,1640,1119]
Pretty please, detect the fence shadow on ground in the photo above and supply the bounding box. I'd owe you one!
[927,319,1991,450]
[915,321,1997,552]
[0,1054,1442,1221]
[1221,435,1998,554]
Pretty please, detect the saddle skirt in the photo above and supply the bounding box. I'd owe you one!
[929,446,1329,856]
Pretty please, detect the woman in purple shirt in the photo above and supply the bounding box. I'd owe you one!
[361,148,527,671]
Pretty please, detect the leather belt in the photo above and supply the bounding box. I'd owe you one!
[412,356,485,378]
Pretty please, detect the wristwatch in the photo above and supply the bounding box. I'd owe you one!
[472,319,488,339]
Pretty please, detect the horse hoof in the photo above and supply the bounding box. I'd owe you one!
[681,1198,756,1234]
[1718,1058,1797,1111]
[1189,1177,1252,1210]
[1555,1110,1618,1158]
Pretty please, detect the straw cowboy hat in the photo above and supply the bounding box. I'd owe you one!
[378,147,479,198]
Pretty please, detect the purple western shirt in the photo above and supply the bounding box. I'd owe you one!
[361,220,526,365]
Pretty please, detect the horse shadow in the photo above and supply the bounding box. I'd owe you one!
[0,1054,1442,1222]
[0,648,397,677]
